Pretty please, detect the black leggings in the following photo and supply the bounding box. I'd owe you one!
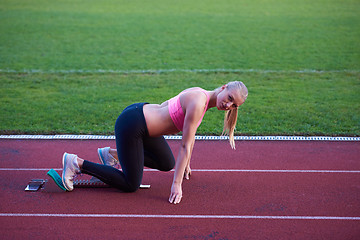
[81,103,175,192]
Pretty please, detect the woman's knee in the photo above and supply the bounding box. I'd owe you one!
[160,160,175,172]
[123,183,140,193]
[112,182,139,193]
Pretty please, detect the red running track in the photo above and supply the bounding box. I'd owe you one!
[0,139,359,239]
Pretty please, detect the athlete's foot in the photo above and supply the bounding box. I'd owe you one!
[108,148,119,161]
[97,147,119,167]
[62,153,81,191]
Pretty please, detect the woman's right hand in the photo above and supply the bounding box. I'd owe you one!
[169,182,183,204]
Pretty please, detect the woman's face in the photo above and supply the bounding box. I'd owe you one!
[216,85,245,111]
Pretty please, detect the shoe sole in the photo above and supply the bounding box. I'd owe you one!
[61,153,72,191]
[97,148,106,165]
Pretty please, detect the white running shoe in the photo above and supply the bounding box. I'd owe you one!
[97,147,119,167]
[62,153,80,191]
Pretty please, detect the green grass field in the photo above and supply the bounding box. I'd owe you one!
[0,0,359,136]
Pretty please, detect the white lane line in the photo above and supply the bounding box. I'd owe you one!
[191,169,360,173]
[0,168,359,173]
[0,213,359,220]
[1,68,359,74]
[1,135,359,141]
[147,169,360,173]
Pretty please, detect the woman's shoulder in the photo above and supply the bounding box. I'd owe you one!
[183,87,204,92]
[180,88,208,110]
[181,88,207,99]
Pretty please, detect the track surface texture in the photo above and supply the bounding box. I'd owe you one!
[0,139,359,239]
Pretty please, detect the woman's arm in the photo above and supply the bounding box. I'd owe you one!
[168,91,206,204]
[168,136,194,204]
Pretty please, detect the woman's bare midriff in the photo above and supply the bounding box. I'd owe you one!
[143,102,180,137]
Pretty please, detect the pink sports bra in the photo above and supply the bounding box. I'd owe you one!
[168,88,210,131]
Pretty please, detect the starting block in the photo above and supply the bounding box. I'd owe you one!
[25,169,150,192]
[25,179,47,191]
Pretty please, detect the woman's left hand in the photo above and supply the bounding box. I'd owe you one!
[184,165,191,180]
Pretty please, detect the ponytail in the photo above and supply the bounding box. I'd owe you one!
[222,108,238,149]
[221,81,248,150]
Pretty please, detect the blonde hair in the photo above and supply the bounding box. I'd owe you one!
[221,81,248,149]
